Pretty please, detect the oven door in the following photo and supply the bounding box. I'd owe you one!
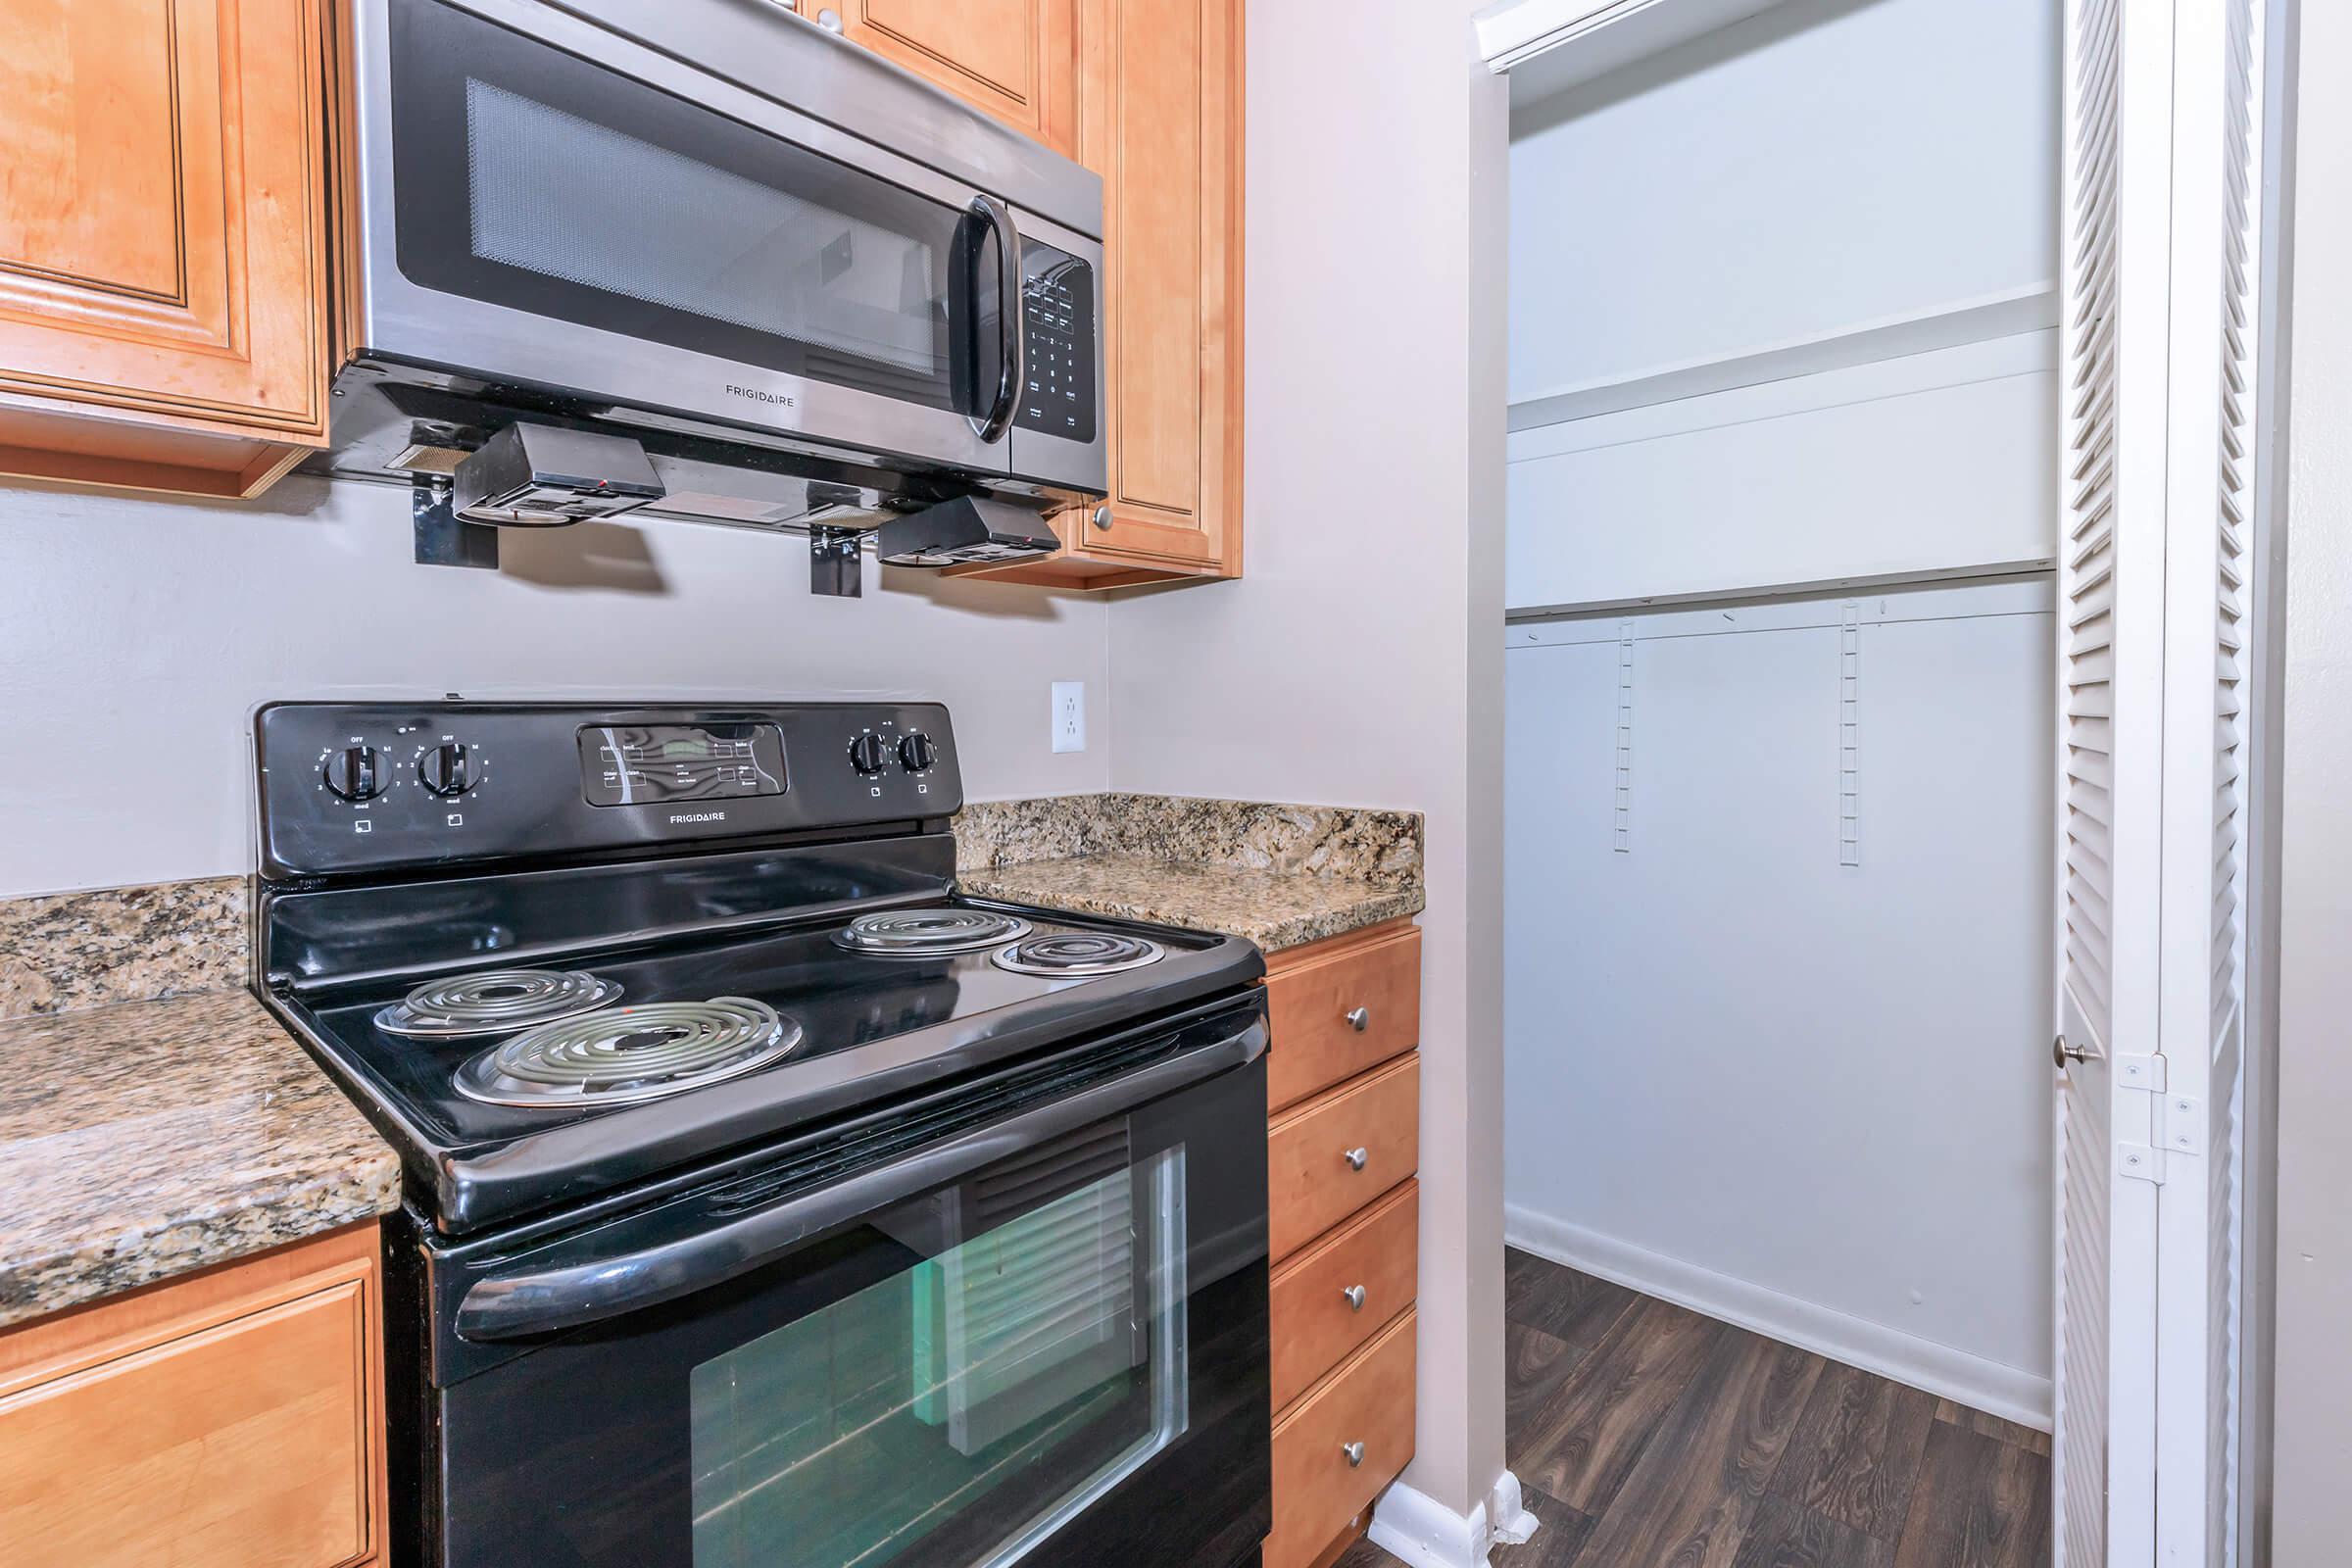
[347,0,1047,480]
[404,1000,1270,1568]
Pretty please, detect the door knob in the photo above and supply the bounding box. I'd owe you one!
[1344,1147,1368,1171]
[1342,1442,1366,1468]
[2054,1034,2096,1070]
[1343,1285,1367,1311]
[1345,1005,1371,1032]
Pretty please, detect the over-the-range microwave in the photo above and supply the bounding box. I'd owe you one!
[318,0,1106,568]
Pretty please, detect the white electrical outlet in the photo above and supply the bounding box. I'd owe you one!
[1052,681,1086,753]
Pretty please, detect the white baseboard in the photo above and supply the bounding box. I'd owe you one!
[1504,1204,2052,1431]
[1369,1479,1490,1568]
[1368,1470,1536,1568]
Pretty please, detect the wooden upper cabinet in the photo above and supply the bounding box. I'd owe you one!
[0,0,330,498]
[1080,0,1241,575]
[818,0,1080,158]
[950,0,1245,589]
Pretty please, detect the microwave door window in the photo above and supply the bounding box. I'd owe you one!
[387,0,989,417]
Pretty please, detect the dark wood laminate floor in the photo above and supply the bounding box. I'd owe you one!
[1339,1250,2051,1568]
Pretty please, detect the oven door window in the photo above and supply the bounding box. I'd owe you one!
[689,1148,1187,1568]
[385,0,1001,417]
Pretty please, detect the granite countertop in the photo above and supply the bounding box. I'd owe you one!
[962,854,1422,951]
[954,794,1426,952]
[0,985,401,1330]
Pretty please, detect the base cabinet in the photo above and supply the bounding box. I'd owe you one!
[0,0,332,497]
[1261,920,1422,1568]
[0,1224,386,1568]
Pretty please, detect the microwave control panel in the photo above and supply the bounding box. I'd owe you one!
[1016,246,1098,446]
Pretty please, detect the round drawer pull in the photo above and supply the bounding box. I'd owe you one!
[1342,1441,1366,1468]
[1343,1285,1367,1311]
[1345,1005,1371,1032]
[1343,1147,1369,1171]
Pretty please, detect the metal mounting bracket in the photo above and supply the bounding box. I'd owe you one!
[810,525,862,598]
[412,478,500,570]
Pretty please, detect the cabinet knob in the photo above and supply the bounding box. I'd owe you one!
[1343,1285,1367,1312]
[1342,1442,1366,1468]
[817,7,843,29]
[1091,504,1113,531]
[1343,1147,1368,1172]
[1345,1005,1371,1032]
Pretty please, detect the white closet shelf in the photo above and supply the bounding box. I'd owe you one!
[1507,283,2058,434]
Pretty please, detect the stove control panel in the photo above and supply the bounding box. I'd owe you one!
[255,702,960,879]
[577,723,785,808]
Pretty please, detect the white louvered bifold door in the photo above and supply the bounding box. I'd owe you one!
[2053,0,2270,1563]
[2054,0,2160,1561]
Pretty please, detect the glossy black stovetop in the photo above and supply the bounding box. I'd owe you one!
[250,702,1264,1238]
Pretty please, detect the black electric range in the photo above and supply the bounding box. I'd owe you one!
[251,701,1273,1568]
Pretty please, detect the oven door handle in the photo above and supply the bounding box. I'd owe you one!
[454,1015,1265,1343]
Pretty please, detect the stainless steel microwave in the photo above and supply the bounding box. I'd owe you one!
[323,0,1107,524]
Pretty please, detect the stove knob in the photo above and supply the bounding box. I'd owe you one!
[419,741,475,798]
[848,733,891,775]
[323,745,385,802]
[899,731,938,772]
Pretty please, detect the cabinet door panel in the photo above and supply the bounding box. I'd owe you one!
[1080,0,1240,569]
[0,1281,373,1568]
[841,0,1078,156]
[0,0,327,439]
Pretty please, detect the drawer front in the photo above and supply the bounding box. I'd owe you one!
[0,1280,374,1568]
[1266,925,1421,1111]
[1264,1307,1417,1568]
[1271,1180,1419,1413]
[1268,1054,1419,1261]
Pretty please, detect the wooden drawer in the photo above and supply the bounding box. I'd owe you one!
[1264,1307,1417,1568]
[1266,923,1421,1111]
[1269,1054,1419,1261]
[0,1226,382,1568]
[1271,1180,1419,1412]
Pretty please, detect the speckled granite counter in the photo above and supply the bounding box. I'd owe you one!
[0,990,399,1328]
[0,877,400,1329]
[955,794,1424,952]
[962,853,1421,951]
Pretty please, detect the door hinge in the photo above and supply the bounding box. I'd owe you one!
[2113,1051,2166,1092]
[2119,1142,2165,1184]
[2161,1094,2205,1157]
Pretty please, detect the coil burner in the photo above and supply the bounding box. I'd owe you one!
[832,908,1034,956]
[991,932,1165,977]
[375,968,623,1038]
[452,997,801,1108]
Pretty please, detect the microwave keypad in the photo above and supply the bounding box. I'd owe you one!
[1015,255,1098,446]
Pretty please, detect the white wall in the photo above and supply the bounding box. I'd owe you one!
[1507,0,2059,401]
[0,476,1110,897]
[1506,334,2059,612]
[1503,0,2061,615]
[1501,582,2056,1421]
[2271,0,2352,1551]
[1110,0,1509,1530]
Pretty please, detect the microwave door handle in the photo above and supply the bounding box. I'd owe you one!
[453,1014,1266,1343]
[968,194,1025,444]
